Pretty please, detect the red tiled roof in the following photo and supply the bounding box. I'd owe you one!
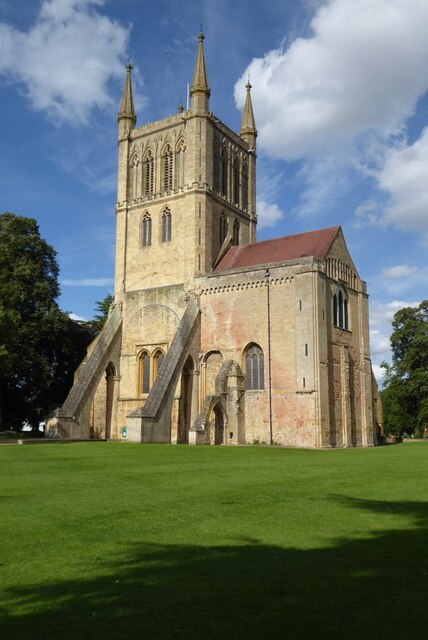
[215,226,340,272]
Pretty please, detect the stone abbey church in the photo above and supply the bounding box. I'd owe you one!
[47,33,381,447]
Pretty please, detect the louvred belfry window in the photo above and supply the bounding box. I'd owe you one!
[163,144,173,192]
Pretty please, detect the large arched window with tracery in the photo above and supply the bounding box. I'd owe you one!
[141,213,152,248]
[333,287,349,330]
[163,144,173,192]
[144,150,154,196]
[220,212,228,245]
[245,343,264,390]
[162,207,172,243]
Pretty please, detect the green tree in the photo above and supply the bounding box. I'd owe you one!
[88,293,113,335]
[380,300,428,437]
[0,213,92,431]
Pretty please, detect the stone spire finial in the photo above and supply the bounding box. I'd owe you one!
[118,61,136,134]
[240,78,257,147]
[190,30,210,113]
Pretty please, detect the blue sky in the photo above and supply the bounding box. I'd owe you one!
[1,0,428,382]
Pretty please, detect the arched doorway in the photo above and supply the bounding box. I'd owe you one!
[214,404,225,445]
[105,363,117,439]
[90,362,117,439]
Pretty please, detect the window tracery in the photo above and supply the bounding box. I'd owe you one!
[245,344,264,390]
[162,207,172,243]
[141,213,152,247]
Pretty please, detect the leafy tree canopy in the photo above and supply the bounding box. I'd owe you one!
[0,213,93,431]
[381,300,428,437]
[88,293,113,335]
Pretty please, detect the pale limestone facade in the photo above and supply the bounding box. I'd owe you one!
[46,34,381,447]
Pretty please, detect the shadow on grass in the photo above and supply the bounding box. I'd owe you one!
[0,497,426,640]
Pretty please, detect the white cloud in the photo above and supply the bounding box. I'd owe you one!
[256,200,284,229]
[68,311,87,321]
[61,277,113,286]
[376,127,428,240]
[235,0,428,160]
[371,363,386,385]
[354,200,382,228]
[0,0,130,124]
[381,265,418,279]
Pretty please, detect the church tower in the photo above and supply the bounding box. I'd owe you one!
[114,32,257,300]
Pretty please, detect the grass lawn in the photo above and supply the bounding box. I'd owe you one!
[0,442,427,639]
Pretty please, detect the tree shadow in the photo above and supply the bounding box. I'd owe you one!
[0,497,426,639]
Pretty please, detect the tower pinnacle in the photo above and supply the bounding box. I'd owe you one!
[240,79,257,148]
[190,31,210,114]
[118,62,136,137]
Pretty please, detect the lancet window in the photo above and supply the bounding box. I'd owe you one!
[232,218,239,245]
[144,150,154,196]
[213,144,221,192]
[233,157,240,205]
[221,148,228,198]
[245,344,264,391]
[139,349,166,394]
[162,207,172,243]
[176,140,186,187]
[333,287,349,330]
[129,154,139,199]
[242,162,248,210]
[140,351,151,394]
[163,144,173,192]
[220,212,228,245]
[141,213,152,247]
[153,350,165,382]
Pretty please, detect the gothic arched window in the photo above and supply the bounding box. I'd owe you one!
[140,351,151,394]
[220,212,228,245]
[129,154,139,199]
[242,162,248,210]
[213,144,221,192]
[144,150,154,196]
[233,157,240,205]
[221,148,228,197]
[153,350,165,382]
[176,140,186,187]
[141,213,152,248]
[333,287,349,330]
[163,144,173,192]
[162,207,171,243]
[232,218,239,245]
[245,344,264,391]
